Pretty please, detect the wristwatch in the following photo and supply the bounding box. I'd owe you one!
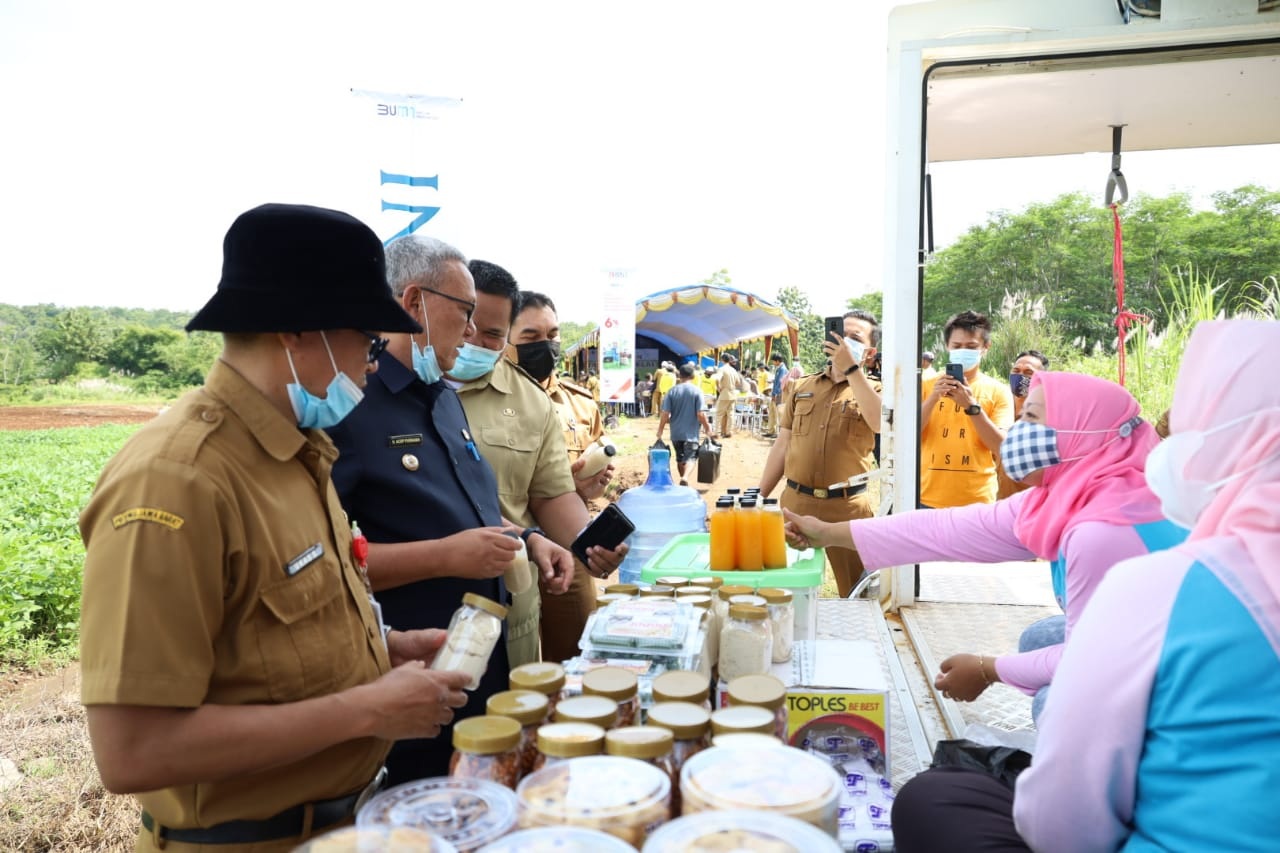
[964,404,982,416]
[843,364,860,376]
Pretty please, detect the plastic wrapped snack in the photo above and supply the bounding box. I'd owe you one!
[431,594,508,690]
[296,825,457,852]
[680,746,842,836]
[516,755,671,846]
[590,598,691,648]
[357,777,517,852]
[641,809,843,852]
[476,826,636,852]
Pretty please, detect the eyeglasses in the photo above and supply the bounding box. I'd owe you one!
[356,330,390,364]
[419,285,476,325]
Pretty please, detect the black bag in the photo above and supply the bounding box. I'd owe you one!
[696,438,721,484]
[930,739,1032,789]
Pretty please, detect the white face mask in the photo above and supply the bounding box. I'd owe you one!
[844,337,866,368]
[1144,410,1278,529]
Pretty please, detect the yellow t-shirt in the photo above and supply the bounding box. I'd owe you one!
[919,371,1014,508]
[657,370,676,393]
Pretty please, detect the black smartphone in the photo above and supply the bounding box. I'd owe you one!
[823,316,844,343]
[945,363,966,384]
[571,503,636,565]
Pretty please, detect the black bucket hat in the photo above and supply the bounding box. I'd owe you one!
[186,203,422,334]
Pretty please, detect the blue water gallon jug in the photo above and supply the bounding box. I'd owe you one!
[615,444,708,584]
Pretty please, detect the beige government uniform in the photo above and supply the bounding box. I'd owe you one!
[779,370,880,599]
[456,359,576,668]
[538,371,604,662]
[714,363,741,437]
[79,361,390,853]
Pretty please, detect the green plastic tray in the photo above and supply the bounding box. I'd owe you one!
[639,533,824,589]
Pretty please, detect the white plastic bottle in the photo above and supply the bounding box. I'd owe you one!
[576,440,618,479]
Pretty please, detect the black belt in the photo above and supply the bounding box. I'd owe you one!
[786,478,866,499]
[141,770,384,846]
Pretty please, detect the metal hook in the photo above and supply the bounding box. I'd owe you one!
[1105,124,1129,206]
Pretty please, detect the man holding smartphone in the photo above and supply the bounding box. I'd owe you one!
[919,310,1014,508]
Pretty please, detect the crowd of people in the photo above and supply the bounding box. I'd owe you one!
[77,201,1278,852]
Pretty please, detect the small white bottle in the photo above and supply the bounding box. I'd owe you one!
[575,440,618,479]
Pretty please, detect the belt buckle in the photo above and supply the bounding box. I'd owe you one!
[812,488,828,499]
[354,767,387,815]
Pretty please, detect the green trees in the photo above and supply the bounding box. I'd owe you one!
[776,285,825,371]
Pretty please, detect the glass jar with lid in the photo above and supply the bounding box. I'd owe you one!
[712,584,754,642]
[605,583,639,597]
[582,667,639,728]
[605,726,677,800]
[724,674,788,741]
[710,705,776,737]
[430,593,508,690]
[516,756,671,846]
[509,662,566,719]
[531,721,605,772]
[757,587,794,663]
[678,595,715,677]
[553,694,619,730]
[644,701,712,816]
[718,605,772,682]
[449,715,523,789]
[485,690,550,779]
[728,593,768,610]
[650,670,712,714]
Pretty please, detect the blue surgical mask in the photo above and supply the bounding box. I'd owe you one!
[449,342,504,382]
[948,348,982,371]
[411,294,443,384]
[285,332,364,429]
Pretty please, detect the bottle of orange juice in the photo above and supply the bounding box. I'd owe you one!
[709,497,737,572]
[761,498,788,569]
[735,497,764,571]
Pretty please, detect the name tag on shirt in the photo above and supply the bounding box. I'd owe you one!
[285,542,324,576]
[795,392,814,399]
[387,434,423,447]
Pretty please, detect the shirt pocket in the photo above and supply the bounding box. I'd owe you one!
[790,397,817,436]
[479,424,540,456]
[255,563,344,702]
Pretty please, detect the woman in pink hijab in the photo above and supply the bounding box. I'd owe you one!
[888,320,1280,852]
[786,370,1187,720]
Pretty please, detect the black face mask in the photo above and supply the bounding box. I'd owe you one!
[515,339,561,381]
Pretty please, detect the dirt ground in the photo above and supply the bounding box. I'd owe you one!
[0,405,163,431]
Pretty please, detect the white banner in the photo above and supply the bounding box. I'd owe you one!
[349,89,463,245]
[600,269,635,403]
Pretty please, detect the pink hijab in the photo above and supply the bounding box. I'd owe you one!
[1170,320,1280,599]
[1014,371,1165,560]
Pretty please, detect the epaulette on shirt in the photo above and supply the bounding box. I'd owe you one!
[559,378,595,399]
[507,360,545,388]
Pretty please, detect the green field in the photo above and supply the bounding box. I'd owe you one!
[0,425,140,665]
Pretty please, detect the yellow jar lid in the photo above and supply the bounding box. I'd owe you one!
[726,674,787,710]
[595,593,632,609]
[461,592,509,619]
[536,722,606,758]
[452,715,522,753]
[680,594,712,610]
[676,585,712,597]
[729,594,768,608]
[652,670,711,705]
[646,701,712,740]
[757,587,793,605]
[727,604,768,622]
[710,705,776,736]
[509,662,566,694]
[605,726,674,760]
[485,690,550,725]
[582,667,638,702]
[639,585,675,597]
[717,584,754,601]
[553,695,619,729]
[605,583,638,596]
[655,576,691,589]
[691,576,724,589]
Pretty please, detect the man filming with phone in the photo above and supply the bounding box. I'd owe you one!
[919,310,1014,508]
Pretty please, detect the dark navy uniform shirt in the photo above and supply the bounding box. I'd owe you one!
[328,353,508,785]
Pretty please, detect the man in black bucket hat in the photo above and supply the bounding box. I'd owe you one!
[79,203,472,852]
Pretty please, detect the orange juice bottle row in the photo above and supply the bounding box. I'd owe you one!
[710,490,787,572]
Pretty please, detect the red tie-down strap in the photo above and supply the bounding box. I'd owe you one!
[1111,203,1149,386]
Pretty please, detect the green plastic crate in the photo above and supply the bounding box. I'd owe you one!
[639,532,825,588]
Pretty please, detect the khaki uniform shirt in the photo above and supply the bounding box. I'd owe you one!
[456,360,576,666]
[79,360,390,832]
[546,373,605,460]
[780,370,879,490]
[716,364,741,400]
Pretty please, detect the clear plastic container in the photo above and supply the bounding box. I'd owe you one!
[710,705,776,737]
[477,826,635,852]
[725,673,789,742]
[431,593,508,690]
[690,576,724,590]
[509,662,566,720]
[639,584,676,598]
[582,666,639,728]
[644,701,712,817]
[531,722,605,772]
[297,825,457,852]
[710,733,786,750]
[605,726,677,805]
[485,690,550,779]
[674,585,712,598]
[615,445,708,585]
[728,593,768,609]
[757,587,795,663]
[553,694,619,729]
[712,585,754,635]
[679,746,843,836]
[357,777,517,852]
[718,605,772,682]
[516,756,671,846]
[449,715,523,789]
[641,809,843,853]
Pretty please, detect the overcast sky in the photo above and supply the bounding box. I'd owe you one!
[1,0,1275,323]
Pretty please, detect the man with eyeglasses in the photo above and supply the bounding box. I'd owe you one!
[326,235,574,786]
[79,204,472,851]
